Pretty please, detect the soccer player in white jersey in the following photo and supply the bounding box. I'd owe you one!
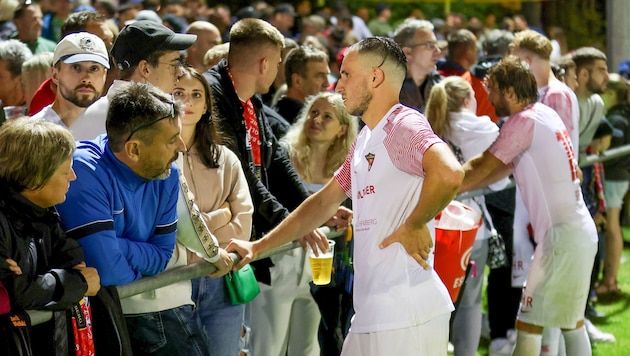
[460,56,598,356]
[511,29,580,148]
[227,37,464,355]
[510,29,584,355]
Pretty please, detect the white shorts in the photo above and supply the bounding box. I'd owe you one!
[340,313,450,356]
[517,222,597,329]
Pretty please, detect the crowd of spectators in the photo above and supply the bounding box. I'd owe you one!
[0,1,628,355]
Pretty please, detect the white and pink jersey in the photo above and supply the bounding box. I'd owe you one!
[489,103,593,243]
[334,104,453,334]
[538,79,580,148]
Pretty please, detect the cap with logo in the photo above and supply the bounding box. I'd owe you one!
[111,20,197,70]
[53,32,110,69]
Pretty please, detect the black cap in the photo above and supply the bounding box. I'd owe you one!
[111,20,197,70]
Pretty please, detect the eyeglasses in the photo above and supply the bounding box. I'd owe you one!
[125,97,175,142]
[406,41,439,50]
[159,59,184,74]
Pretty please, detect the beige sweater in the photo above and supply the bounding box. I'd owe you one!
[181,145,253,263]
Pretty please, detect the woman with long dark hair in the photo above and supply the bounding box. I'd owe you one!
[174,67,253,356]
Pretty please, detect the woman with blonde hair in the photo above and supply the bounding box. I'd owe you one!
[281,91,358,355]
[426,75,506,356]
[283,91,358,192]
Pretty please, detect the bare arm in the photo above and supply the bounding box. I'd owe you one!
[460,151,513,193]
[227,178,349,269]
[380,143,464,269]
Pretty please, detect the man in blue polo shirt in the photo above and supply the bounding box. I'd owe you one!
[56,82,230,355]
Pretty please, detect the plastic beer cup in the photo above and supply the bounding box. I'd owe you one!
[308,240,335,285]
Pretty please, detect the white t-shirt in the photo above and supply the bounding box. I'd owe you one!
[577,94,605,158]
[71,79,128,140]
[489,103,594,243]
[30,96,109,141]
[334,104,453,333]
[30,104,63,127]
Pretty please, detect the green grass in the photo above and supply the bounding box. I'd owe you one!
[456,228,630,355]
[589,228,630,355]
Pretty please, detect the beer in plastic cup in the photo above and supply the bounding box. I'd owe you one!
[308,240,335,285]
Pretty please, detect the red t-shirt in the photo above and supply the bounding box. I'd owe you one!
[29,78,55,115]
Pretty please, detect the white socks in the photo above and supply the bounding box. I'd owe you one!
[513,330,542,356]
[563,326,592,356]
[541,327,561,356]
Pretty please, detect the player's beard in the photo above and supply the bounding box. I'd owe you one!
[492,95,511,118]
[347,90,372,117]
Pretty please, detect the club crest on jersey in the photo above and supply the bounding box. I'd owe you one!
[365,153,375,171]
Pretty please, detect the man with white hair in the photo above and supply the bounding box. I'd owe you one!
[393,19,443,114]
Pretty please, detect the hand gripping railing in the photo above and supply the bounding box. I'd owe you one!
[27,227,345,325]
[26,144,630,325]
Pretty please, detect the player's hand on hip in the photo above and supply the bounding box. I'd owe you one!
[380,223,433,270]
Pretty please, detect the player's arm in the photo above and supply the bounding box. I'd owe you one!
[381,142,464,269]
[460,150,513,193]
[227,178,349,269]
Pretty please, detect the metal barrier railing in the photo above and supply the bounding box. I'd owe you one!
[28,227,345,325]
[26,144,630,326]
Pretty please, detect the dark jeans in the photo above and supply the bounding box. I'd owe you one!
[125,305,210,356]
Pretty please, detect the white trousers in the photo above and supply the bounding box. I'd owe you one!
[250,249,321,356]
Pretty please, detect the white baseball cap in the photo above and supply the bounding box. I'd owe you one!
[53,32,110,69]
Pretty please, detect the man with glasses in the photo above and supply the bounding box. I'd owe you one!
[74,20,196,140]
[393,18,443,114]
[30,32,109,139]
[56,82,232,355]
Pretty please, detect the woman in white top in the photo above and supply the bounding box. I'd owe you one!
[280,92,358,355]
[426,76,505,356]
[174,67,254,356]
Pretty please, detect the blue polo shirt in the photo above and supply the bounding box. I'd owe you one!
[56,135,179,286]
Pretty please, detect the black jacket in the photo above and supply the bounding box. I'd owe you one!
[399,70,443,114]
[204,60,310,283]
[604,104,630,181]
[0,184,87,312]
